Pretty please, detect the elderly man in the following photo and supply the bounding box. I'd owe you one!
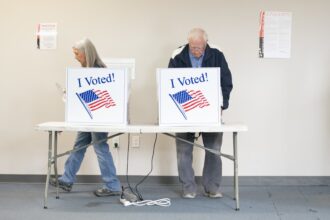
[168,28,233,199]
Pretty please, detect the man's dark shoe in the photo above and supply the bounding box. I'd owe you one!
[49,178,72,192]
[94,188,121,197]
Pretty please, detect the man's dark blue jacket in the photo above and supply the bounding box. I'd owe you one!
[168,44,233,110]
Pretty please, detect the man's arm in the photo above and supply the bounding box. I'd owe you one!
[220,53,233,110]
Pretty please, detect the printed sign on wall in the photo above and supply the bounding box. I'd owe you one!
[66,68,128,125]
[36,23,57,50]
[158,68,222,126]
[259,11,292,58]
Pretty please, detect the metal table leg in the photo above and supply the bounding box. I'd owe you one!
[54,131,59,199]
[44,131,53,209]
[233,132,239,211]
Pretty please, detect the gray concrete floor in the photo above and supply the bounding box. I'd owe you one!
[0,183,329,220]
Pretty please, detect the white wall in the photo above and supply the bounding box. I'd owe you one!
[0,0,329,176]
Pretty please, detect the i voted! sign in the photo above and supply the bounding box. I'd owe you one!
[157,68,222,126]
[66,68,128,125]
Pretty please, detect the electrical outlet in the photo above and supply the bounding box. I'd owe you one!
[112,136,120,148]
[131,135,140,148]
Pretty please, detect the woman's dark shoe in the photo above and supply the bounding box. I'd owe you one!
[94,188,121,197]
[49,178,72,192]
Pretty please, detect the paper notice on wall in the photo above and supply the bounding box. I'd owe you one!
[259,11,292,59]
[37,23,57,50]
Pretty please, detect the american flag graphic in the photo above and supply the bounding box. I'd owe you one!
[76,89,116,119]
[169,90,210,119]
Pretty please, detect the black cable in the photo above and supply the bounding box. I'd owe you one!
[124,133,158,201]
[124,133,138,199]
[134,134,158,199]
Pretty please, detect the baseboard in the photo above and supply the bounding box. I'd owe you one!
[0,175,329,186]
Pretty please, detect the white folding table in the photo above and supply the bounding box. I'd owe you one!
[36,122,248,210]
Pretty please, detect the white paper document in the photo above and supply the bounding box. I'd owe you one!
[37,23,57,50]
[259,11,292,59]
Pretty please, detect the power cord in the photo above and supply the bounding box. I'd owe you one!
[121,134,171,207]
[119,197,171,207]
[132,133,158,199]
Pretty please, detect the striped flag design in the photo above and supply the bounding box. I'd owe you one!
[171,90,209,112]
[78,89,116,111]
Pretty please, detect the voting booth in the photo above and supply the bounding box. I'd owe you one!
[66,68,128,125]
[157,67,222,126]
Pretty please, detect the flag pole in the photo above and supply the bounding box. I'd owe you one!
[76,93,93,119]
[169,94,187,120]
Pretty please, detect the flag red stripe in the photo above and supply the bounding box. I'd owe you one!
[181,90,209,112]
[88,90,116,111]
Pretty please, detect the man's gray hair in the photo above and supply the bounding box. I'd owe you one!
[73,38,106,68]
[187,28,208,42]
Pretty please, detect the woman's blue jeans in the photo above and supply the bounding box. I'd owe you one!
[59,132,121,191]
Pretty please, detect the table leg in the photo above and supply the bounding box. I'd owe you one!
[54,131,59,199]
[233,132,239,211]
[44,131,53,209]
